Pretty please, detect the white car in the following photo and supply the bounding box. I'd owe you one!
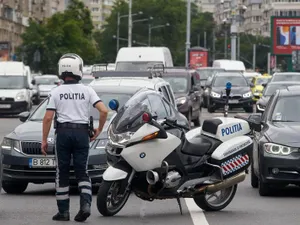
[32,75,60,100]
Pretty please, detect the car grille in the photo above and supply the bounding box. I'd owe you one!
[222,95,242,100]
[0,97,14,102]
[21,141,55,155]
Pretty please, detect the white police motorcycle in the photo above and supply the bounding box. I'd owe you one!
[97,82,257,216]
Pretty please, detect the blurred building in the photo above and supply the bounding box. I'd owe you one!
[0,0,65,61]
[193,0,215,13]
[261,0,300,37]
[83,0,115,30]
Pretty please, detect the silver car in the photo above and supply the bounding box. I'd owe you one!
[33,75,60,99]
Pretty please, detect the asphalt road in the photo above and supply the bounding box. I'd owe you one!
[1,108,300,225]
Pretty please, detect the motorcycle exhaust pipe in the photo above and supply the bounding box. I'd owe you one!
[146,170,159,185]
[198,171,246,193]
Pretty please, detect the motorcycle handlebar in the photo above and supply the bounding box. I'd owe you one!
[163,118,190,131]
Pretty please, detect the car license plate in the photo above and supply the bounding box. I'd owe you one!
[229,100,239,104]
[29,158,56,168]
[0,104,11,109]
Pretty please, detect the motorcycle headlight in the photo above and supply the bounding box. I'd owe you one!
[16,92,25,101]
[95,139,108,149]
[264,143,299,156]
[243,92,252,98]
[108,125,134,145]
[176,97,187,105]
[210,91,221,98]
[1,138,21,152]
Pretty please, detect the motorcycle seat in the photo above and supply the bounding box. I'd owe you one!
[181,135,221,156]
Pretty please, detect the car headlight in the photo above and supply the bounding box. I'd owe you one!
[108,125,134,145]
[1,138,21,152]
[95,139,108,149]
[210,91,221,98]
[264,143,299,156]
[16,92,25,101]
[257,104,265,111]
[243,92,252,98]
[176,97,187,105]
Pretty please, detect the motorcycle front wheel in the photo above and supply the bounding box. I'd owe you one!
[97,180,131,216]
[193,184,237,211]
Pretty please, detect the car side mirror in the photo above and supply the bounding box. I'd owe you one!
[31,79,36,85]
[54,81,60,85]
[262,83,267,87]
[19,111,30,122]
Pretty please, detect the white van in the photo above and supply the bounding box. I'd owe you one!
[212,59,246,72]
[0,61,32,114]
[115,47,174,71]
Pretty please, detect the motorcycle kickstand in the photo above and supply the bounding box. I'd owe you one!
[176,197,183,215]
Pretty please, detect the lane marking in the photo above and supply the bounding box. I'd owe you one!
[185,198,209,225]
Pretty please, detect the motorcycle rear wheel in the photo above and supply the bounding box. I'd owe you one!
[97,180,131,216]
[193,184,237,211]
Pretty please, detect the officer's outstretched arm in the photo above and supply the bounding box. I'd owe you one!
[94,101,108,134]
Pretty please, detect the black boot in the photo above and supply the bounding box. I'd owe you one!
[52,212,70,221]
[74,203,91,222]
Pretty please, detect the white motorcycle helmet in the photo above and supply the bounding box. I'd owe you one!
[58,53,84,80]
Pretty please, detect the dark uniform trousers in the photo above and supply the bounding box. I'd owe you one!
[55,128,92,213]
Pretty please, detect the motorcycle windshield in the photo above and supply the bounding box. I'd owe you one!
[111,93,150,134]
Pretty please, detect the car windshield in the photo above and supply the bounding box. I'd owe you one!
[256,77,270,85]
[0,76,27,89]
[116,61,163,71]
[263,83,300,96]
[163,77,188,93]
[35,76,59,85]
[213,75,248,87]
[272,74,300,82]
[272,96,300,122]
[197,69,225,80]
[29,92,132,121]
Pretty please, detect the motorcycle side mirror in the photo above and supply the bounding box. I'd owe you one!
[225,82,232,96]
[108,99,119,112]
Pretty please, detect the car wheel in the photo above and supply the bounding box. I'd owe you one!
[33,95,40,105]
[258,178,272,196]
[207,99,215,113]
[251,164,258,188]
[203,97,207,108]
[2,181,28,194]
[187,109,192,128]
[244,106,254,113]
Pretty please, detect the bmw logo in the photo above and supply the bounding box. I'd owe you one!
[140,152,146,158]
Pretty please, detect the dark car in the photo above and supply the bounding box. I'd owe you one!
[256,81,300,113]
[0,85,144,194]
[162,68,202,127]
[251,86,300,196]
[196,67,225,88]
[106,88,189,166]
[205,71,253,113]
[269,72,300,83]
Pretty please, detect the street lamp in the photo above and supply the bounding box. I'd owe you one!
[185,0,191,68]
[117,11,143,53]
[148,23,170,46]
[133,16,153,24]
[113,35,147,46]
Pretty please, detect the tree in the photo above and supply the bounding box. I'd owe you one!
[17,0,99,74]
[94,0,215,65]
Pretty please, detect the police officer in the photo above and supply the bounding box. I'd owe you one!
[41,53,108,222]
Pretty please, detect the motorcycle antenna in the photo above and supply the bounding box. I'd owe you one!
[224,82,232,117]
